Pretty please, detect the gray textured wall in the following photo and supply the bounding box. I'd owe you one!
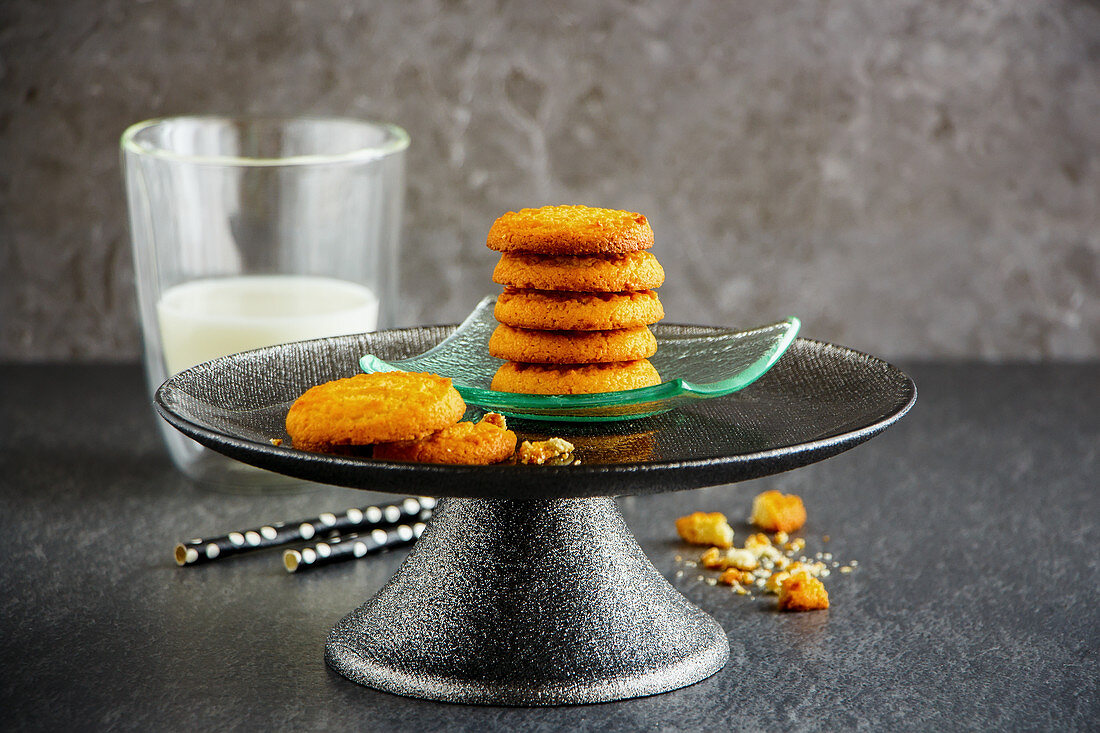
[2,0,1098,361]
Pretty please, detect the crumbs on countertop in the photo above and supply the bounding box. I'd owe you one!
[674,490,852,610]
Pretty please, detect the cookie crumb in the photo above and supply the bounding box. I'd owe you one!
[701,547,759,571]
[517,437,575,464]
[481,412,508,429]
[718,568,755,586]
[270,438,284,446]
[750,490,807,533]
[700,546,725,569]
[675,512,734,549]
[765,563,802,593]
[777,571,829,611]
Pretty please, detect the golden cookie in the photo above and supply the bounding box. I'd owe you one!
[492,251,665,292]
[491,359,661,395]
[489,324,657,364]
[373,413,517,464]
[286,372,466,450]
[494,288,664,331]
[486,205,654,255]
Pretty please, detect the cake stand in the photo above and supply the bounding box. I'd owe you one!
[155,324,916,706]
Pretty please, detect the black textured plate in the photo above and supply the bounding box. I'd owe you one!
[155,325,916,499]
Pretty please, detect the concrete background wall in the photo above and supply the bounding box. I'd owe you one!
[2,0,1098,361]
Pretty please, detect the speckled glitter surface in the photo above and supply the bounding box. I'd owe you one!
[326,498,729,705]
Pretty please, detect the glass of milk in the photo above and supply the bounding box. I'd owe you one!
[122,116,408,490]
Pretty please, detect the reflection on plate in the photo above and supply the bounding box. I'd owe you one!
[360,296,800,422]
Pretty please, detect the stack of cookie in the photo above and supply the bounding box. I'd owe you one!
[486,205,665,394]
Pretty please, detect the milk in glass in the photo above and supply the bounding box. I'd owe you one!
[156,275,378,374]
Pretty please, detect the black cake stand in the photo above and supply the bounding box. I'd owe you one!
[155,324,916,706]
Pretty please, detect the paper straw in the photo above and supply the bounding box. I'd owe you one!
[174,496,436,566]
[283,522,427,573]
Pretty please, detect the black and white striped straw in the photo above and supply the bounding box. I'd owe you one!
[174,496,436,566]
[283,522,427,573]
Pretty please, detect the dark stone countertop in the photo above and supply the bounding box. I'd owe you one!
[1,363,1097,731]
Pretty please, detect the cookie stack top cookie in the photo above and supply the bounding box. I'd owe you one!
[487,205,655,255]
[486,205,666,395]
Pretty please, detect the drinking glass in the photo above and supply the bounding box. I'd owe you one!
[122,115,408,489]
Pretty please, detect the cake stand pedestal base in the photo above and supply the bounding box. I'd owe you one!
[325,497,730,705]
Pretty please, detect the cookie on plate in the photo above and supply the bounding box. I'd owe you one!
[286,372,466,451]
[494,288,664,331]
[492,251,664,292]
[486,205,653,255]
[489,324,657,364]
[373,413,517,464]
[490,359,661,395]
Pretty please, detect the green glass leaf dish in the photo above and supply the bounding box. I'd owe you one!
[360,296,800,422]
